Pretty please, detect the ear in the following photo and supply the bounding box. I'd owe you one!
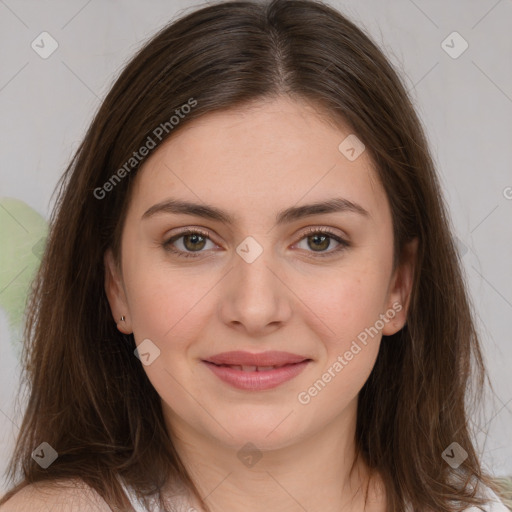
[382,237,418,336]
[104,248,132,334]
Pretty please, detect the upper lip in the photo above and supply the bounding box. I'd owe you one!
[203,351,310,367]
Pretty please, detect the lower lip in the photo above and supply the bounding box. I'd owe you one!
[202,360,310,391]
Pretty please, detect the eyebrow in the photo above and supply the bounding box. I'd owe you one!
[141,197,370,225]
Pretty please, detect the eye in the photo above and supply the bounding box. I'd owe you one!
[162,228,218,259]
[293,227,349,258]
[161,227,350,259]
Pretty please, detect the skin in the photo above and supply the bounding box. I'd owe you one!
[104,95,417,512]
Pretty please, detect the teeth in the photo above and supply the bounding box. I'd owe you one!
[226,365,279,371]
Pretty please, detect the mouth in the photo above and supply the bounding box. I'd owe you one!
[205,362,305,371]
[203,350,310,367]
[201,351,312,391]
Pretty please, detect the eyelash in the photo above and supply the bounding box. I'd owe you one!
[161,227,350,259]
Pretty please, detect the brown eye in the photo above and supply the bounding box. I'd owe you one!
[294,228,350,258]
[162,229,217,258]
[306,233,331,251]
[182,233,207,252]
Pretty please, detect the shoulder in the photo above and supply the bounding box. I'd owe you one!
[0,478,111,512]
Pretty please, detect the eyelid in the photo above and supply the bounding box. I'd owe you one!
[299,226,348,240]
[167,226,213,239]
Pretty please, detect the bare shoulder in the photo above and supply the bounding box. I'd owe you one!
[0,478,111,512]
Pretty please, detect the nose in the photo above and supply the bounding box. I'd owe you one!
[217,240,293,337]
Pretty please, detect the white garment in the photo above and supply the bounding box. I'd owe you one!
[404,484,510,512]
[118,477,193,511]
[463,485,510,511]
[118,477,509,511]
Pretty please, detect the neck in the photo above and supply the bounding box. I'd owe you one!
[163,398,386,512]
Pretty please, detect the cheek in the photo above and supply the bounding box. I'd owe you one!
[295,268,387,412]
[292,260,391,347]
[123,257,217,345]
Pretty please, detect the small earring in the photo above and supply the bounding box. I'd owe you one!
[120,315,126,322]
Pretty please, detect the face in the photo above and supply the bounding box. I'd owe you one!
[105,96,416,453]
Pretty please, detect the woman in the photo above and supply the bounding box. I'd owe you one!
[0,0,509,511]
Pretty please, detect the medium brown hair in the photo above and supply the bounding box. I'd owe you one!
[1,0,505,510]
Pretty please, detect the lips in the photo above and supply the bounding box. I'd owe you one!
[202,351,312,391]
[204,350,309,367]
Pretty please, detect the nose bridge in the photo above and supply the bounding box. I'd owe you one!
[235,234,281,303]
[219,234,291,331]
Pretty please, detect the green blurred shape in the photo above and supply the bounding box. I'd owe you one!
[0,198,48,358]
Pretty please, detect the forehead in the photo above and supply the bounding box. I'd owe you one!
[128,96,388,224]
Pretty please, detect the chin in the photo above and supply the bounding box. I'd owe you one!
[211,409,305,450]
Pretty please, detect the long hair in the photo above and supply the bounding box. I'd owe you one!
[1,1,505,510]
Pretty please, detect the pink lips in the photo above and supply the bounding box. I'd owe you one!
[202,351,311,391]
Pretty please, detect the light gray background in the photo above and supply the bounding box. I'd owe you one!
[0,0,511,491]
